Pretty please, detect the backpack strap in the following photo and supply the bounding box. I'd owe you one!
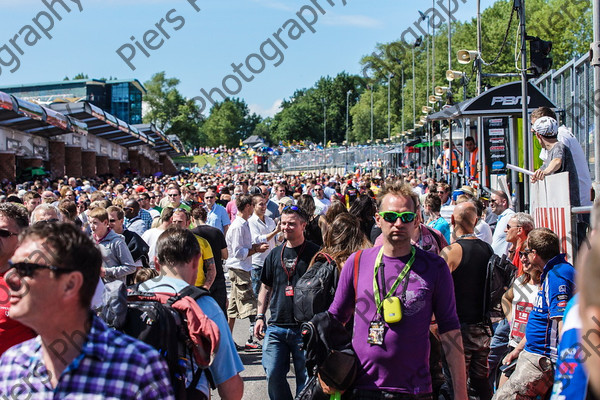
[424,224,443,250]
[353,250,363,301]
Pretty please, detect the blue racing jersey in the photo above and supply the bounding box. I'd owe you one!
[551,295,589,400]
[524,254,575,362]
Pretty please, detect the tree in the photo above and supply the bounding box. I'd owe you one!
[269,73,365,144]
[143,72,205,147]
[202,98,262,148]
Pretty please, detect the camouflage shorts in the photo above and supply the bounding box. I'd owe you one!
[493,349,554,400]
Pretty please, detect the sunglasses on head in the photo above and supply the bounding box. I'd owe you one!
[379,211,417,223]
[8,261,72,279]
[0,228,18,238]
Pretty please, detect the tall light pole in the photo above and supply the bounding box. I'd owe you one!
[370,84,374,163]
[387,74,394,140]
[401,68,405,134]
[432,0,436,94]
[321,98,327,147]
[412,37,422,130]
[593,0,600,198]
[419,11,431,100]
[345,89,352,174]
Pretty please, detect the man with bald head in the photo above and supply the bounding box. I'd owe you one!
[441,202,495,400]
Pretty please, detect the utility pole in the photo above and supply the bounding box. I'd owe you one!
[345,90,352,174]
[476,0,485,189]
[517,0,529,212]
[593,0,600,198]
[321,98,326,147]
[388,74,393,140]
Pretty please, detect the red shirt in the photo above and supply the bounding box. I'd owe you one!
[511,243,525,277]
[0,273,36,355]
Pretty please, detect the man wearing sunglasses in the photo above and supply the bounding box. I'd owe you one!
[0,223,174,399]
[205,189,231,235]
[327,182,468,400]
[0,203,35,356]
[494,228,575,399]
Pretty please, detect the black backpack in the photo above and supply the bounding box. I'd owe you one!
[483,253,517,322]
[293,253,339,323]
[101,282,214,400]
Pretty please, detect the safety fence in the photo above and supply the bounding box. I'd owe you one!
[269,54,596,177]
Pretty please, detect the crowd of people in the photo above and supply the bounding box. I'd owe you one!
[0,109,598,400]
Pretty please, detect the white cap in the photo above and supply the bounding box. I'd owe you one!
[532,116,558,137]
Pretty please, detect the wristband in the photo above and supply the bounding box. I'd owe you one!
[256,314,265,321]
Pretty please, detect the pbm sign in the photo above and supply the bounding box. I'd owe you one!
[490,96,531,106]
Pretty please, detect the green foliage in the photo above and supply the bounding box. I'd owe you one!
[353,0,591,138]
[63,73,90,81]
[202,98,261,148]
[143,72,205,148]
[270,73,365,144]
[142,0,591,148]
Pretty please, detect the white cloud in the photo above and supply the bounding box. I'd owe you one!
[249,99,283,118]
[322,14,383,29]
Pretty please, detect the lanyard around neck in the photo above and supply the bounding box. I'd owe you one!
[280,241,306,283]
[373,246,416,314]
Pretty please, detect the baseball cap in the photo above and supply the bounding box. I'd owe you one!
[532,116,558,137]
[279,197,293,207]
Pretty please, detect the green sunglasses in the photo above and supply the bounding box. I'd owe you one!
[378,211,417,223]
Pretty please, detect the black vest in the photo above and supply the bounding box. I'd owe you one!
[452,238,494,324]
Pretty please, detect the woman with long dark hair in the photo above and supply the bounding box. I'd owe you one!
[297,194,323,246]
[349,194,377,243]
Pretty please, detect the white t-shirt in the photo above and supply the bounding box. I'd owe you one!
[539,125,592,206]
[508,275,539,347]
[141,227,165,268]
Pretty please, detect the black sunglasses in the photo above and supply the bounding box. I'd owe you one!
[378,211,417,224]
[36,218,59,224]
[519,249,534,257]
[0,228,18,238]
[8,261,72,278]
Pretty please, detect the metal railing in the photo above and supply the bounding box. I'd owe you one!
[534,53,596,179]
[268,145,401,173]
[268,55,596,177]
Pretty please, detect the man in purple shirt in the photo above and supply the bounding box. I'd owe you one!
[328,181,468,399]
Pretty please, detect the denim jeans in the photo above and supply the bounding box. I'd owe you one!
[262,324,307,400]
[251,265,263,298]
[487,318,510,389]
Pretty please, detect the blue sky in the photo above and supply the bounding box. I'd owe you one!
[0,0,495,117]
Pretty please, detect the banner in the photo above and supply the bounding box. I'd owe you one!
[530,172,574,261]
[483,117,509,185]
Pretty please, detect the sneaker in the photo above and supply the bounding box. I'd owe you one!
[235,343,245,352]
[244,340,262,350]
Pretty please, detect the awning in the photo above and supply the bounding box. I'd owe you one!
[50,102,154,147]
[134,123,181,154]
[242,135,264,146]
[414,141,442,148]
[427,81,557,121]
[384,147,403,154]
[0,91,87,137]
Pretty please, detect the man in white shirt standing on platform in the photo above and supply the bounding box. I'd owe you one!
[490,190,515,256]
[226,194,269,349]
